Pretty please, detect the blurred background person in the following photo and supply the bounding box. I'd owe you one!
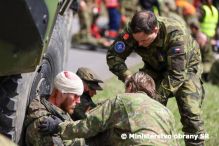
[175,0,198,25]
[72,0,110,48]
[160,0,187,26]
[190,21,215,81]
[103,0,121,39]
[198,0,218,39]
[120,0,141,26]
[139,0,161,15]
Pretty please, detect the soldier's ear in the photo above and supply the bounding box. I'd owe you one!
[153,26,159,33]
[84,83,89,91]
[51,88,59,97]
[125,83,133,93]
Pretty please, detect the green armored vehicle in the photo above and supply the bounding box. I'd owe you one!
[0,0,78,144]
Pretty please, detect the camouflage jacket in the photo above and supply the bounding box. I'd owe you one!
[71,93,96,121]
[59,92,179,146]
[107,16,202,98]
[25,97,82,146]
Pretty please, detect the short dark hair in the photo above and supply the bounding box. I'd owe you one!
[130,10,158,34]
[125,72,156,97]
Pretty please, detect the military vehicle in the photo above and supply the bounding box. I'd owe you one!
[0,0,78,144]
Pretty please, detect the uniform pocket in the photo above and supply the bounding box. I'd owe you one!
[169,53,186,72]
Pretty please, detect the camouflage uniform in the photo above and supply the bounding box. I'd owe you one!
[209,59,219,85]
[73,0,99,45]
[0,134,17,146]
[71,92,96,120]
[159,0,176,14]
[72,67,103,121]
[163,11,187,27]
[25,97,84,146]
[159,0,186,26]
[107,16,205,145]
[120,0,141,25]
[189,20,215,82]
[194,34,215,81]
[59,92,179,146]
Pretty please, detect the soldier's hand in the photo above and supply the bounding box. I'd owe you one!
[38,115,62,135]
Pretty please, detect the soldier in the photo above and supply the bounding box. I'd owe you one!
[175,0,197,25]
[139,0,161,15]
[103,0,121,39]
[39,72,179,146]
[160,0,176,13]
[120,0,141,26]
[73,0,111,48]
[71,67,103,120]
[73,0,100,45]
[159,0,186,26]
[106,11,205,146]
[25,71,85,146]
[189,21,215,81]
[209,59,219,85]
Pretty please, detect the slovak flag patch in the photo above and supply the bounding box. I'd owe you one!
[172,48,181,54]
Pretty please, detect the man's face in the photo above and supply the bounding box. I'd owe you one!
[60,93,80,114]
[87,87,97,97]
[84,83,97,97]
[133,28,158,47]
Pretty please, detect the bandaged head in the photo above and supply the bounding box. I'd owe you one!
[54,71,84,96]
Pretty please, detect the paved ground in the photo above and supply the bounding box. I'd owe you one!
[65,48,142,81]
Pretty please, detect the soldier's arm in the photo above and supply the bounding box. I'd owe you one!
[72,104,87,120]
[158,30,187,98]
[106,26,134,81]
[59,97,125,140]
[26,116,61,146]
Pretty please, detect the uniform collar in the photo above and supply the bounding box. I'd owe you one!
[81,92,92,101]
[44,98,68,115]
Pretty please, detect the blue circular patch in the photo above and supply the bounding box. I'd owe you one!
[114,41,125,53]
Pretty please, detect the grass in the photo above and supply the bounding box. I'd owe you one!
[93,63,219,145]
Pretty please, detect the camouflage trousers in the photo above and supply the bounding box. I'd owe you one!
[174,73,205,146]
[141,69,205,146]
[209,59,219,85]
[85,130,112,146]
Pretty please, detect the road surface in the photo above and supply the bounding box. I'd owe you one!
[65,48,142,81]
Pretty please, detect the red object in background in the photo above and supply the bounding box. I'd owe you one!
[176,0,196,15]
[105,30,118,39]
[193,0,202,8]
[95,0,102,13]
[121,15,127,26]
[91,24,102,39]
[123,33,129,40]
[104,0,119,8]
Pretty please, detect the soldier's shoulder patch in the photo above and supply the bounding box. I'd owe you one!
[114,41,125,53]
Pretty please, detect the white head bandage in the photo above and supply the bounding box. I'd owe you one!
[54,71,84,96]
